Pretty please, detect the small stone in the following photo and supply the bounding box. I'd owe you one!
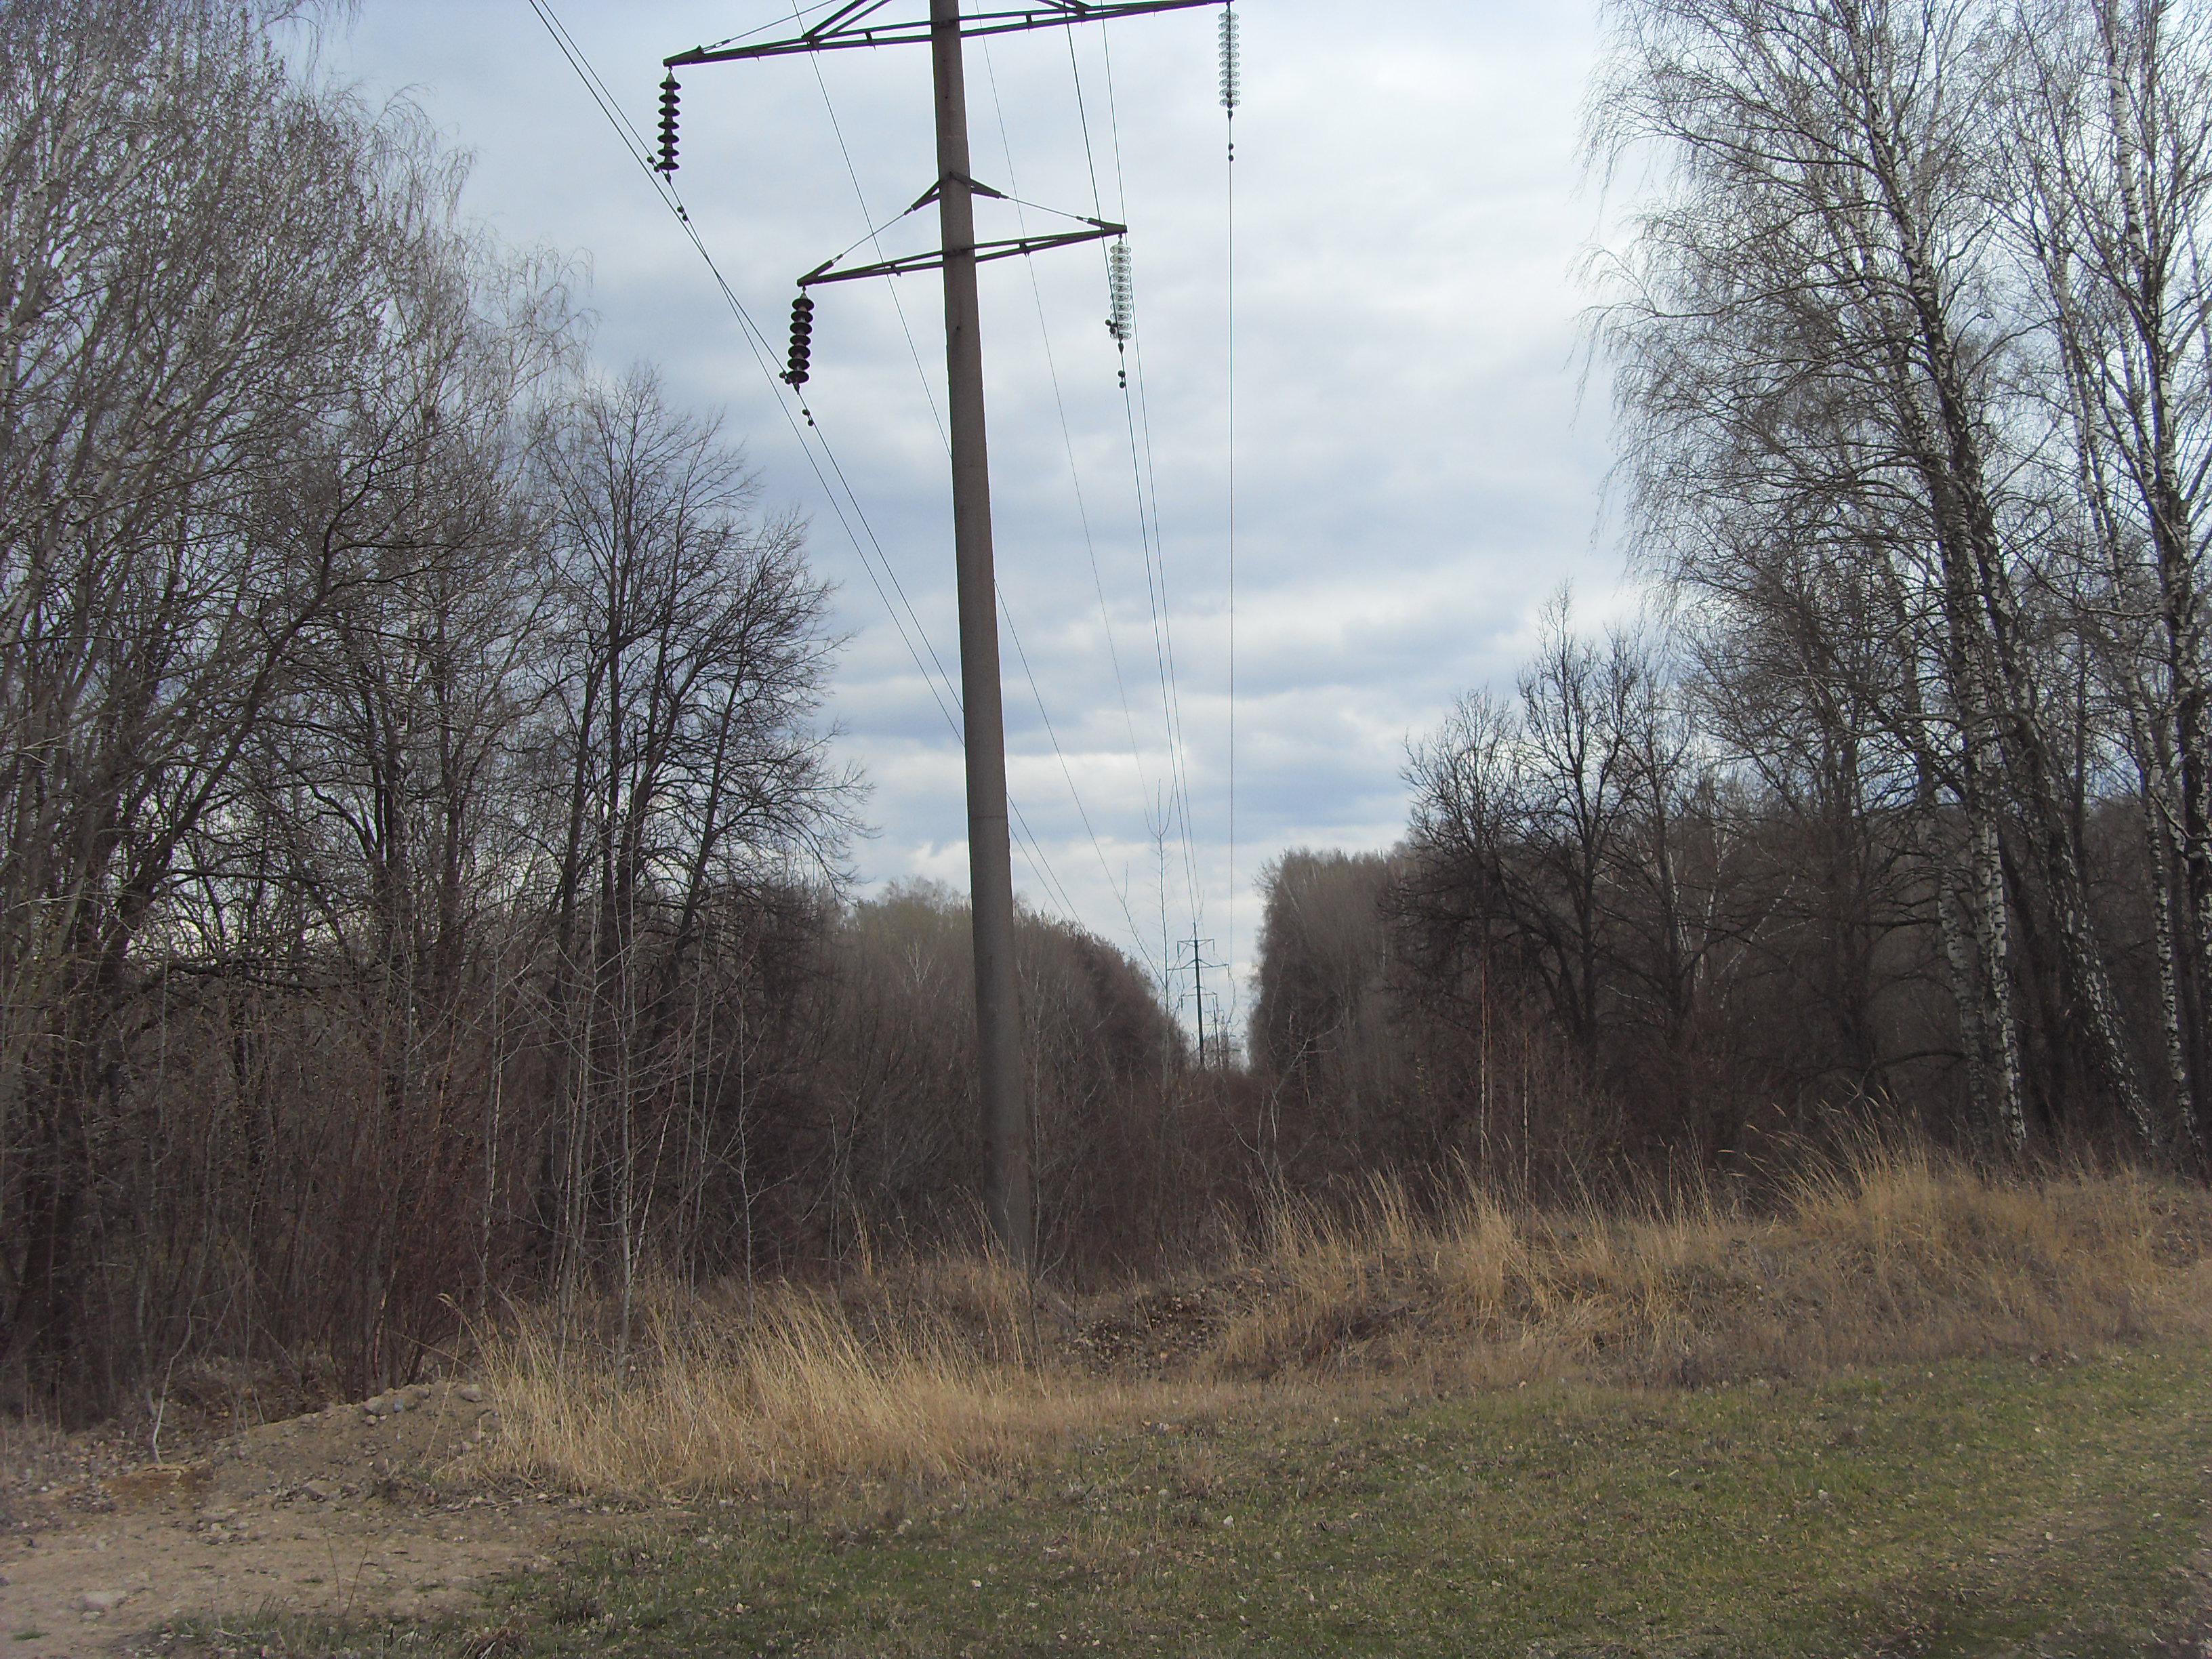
[363,1395,392,1418]
[302,1479,335,1502]
[79,1589,128,1614]
[455,1384,485,1404]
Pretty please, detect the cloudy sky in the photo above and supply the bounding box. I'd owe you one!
[319,1,1637,1030]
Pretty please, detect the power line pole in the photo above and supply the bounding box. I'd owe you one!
[663,0,1222,1271]
[928,0,1029,1267]
[1174,935,1218,1067]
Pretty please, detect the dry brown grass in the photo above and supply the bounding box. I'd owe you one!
[471,1263,1235,1497]
[1213,1147,2212,1385]
[466,1147,2212,1497]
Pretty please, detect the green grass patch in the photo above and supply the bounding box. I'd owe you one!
[169,1344,2212,1658]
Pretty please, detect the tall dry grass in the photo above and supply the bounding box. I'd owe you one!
[465,1147,2212,1496]
[1213,1147,2212,1385]
[472,1261,1204,1496]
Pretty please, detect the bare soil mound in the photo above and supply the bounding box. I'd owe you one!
[1,1384,621,1659]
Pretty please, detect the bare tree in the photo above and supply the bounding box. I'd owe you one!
[1591,0,2165,1153]
[0,0,558,1397]
[1250,848,1407,1170]
[529,367,859,1348]
[2004,0,2212,1153]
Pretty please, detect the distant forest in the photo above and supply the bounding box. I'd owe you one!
[7,0,2212,1420]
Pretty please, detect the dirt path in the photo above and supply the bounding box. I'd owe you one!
[1,1384,624,1657]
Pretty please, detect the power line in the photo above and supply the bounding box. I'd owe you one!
[525,0,1112,923]
[999,595,1161,974]
[977,37,1160,969]
[1098,26,1208,979]
[651,0,1226,1269]
[523,1,951,711]
[1222,3,1240,1029]
[809,54,951,453]
[527,0,1132,941]
[779,28,1177,968]
[637,1,1218,1008]
[802,49,1134,940]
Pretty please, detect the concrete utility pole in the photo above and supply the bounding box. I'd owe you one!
[927,0,1030,1263]
[663,0,1222,1269]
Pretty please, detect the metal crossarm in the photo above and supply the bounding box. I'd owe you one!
[799,223,1126,285]
[666,1,1218,65]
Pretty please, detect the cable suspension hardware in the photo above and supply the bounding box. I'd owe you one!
[784,186,1124,400]
[783,293,816,424]
[782,293,814,386]
[1106,237,1133,387]
[672,2,1226,66]
[655,73,680,173]
[1218,6,1239,159]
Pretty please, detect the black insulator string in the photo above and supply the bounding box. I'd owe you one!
[523,0,966,752]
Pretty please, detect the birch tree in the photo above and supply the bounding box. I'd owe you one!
[1592,0,2161,1152]
[2005,0,2212,1153]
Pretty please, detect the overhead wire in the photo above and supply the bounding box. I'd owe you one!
[808,61,951,466]
[524,0,1105,923]
[798,42,1086,924]
[526,0,1219,977]
[1097,24,1209,1000]
[1064,18,1210,1016]
[521,39,1084,1060]
[792,31,1093,926]
[783,18,1156,956]
[977,37,1161,973]
[1222,5,1240,1036]
[997,596,1158,969]
[1054,31,1147,779]
[697,0,842,57]
[521,0,966,781]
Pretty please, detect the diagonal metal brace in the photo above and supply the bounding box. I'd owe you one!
[798,222,1126,286]
[907,173,1007,213]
